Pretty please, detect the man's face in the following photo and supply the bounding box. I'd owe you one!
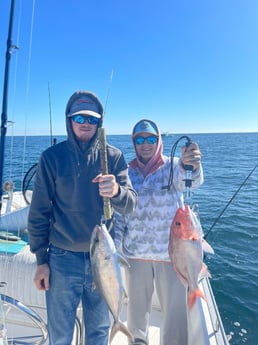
[71,115,99,142]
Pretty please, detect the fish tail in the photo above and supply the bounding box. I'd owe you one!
[188,288,207,309]
[109,320,134,343]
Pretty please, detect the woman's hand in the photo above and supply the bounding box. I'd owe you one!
[181,142,202,170]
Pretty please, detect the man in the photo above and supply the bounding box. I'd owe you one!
[114,119,203,345]
[28,90,137,345]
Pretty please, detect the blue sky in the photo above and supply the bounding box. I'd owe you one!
[1,0,258,136]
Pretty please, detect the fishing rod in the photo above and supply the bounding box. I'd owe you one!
[98,69,114,220]
[204,161,258,240]
[48,81,53,146]
[0,0,18,212]
[103,69,114,118]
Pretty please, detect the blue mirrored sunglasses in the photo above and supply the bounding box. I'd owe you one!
[134,136,158,145]
[71,115,100,125]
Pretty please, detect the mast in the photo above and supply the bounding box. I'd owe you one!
[0,0,16,212]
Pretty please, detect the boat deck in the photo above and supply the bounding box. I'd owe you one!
[112,305,160,344]
[112,276,230,345]
[0,241,229,345]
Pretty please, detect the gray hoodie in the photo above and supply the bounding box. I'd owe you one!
[28,91,137,265]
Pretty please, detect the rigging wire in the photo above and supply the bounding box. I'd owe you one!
[21,0,36,189]
[204,161,258,240]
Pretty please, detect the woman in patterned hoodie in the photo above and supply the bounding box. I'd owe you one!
[114,119,203,345]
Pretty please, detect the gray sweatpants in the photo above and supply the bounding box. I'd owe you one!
[125,259,188,345]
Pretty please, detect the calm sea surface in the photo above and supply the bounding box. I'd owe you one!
[3,132,258,345]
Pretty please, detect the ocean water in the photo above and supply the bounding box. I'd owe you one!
[3,132,258,345]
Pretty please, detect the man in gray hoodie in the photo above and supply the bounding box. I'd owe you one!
[28,90,137,345]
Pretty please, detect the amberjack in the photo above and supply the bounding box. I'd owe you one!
[90,223,134,343]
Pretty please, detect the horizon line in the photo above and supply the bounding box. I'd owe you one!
[5,131,258,137]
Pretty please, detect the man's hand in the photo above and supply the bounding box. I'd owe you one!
[34,264,50,291]
[92,174,120,198]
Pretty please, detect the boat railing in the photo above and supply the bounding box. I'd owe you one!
[0,241,83,344]
[0,287,83,345]
[0,289,48,345]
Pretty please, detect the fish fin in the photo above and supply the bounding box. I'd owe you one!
[188,288,207,309]
[202,239,214,254]
[116,252,130,268]
[175,270,189,287]
[170,263,189,287]
[198,263,212,280]
[122,290,129,304]
[109,320,134,343]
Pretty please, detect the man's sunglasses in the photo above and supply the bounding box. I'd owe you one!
[134,136,158,145]
[71,115,100,125]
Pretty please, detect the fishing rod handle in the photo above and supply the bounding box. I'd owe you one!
[183,138,193,200]
[98,127,113,220]
[183,138,194,172]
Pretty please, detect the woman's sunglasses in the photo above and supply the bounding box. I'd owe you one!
[71,115,100,125]
[134,136,158,145]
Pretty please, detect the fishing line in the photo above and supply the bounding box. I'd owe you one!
[162,135,192,191]
[204,161,258,240]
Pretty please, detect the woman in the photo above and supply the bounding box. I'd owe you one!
[114,119,203,345]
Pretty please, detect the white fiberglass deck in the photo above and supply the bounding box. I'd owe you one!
[0,240,229,345]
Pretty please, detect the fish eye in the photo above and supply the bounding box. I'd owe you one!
[176,221,181,226]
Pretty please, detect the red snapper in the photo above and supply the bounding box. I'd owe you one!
[169,204,214,308]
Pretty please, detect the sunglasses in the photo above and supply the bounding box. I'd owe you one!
[71,115,100,125]
[134,136,158,145]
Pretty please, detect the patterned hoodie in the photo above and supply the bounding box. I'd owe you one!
[114,119,204,261]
